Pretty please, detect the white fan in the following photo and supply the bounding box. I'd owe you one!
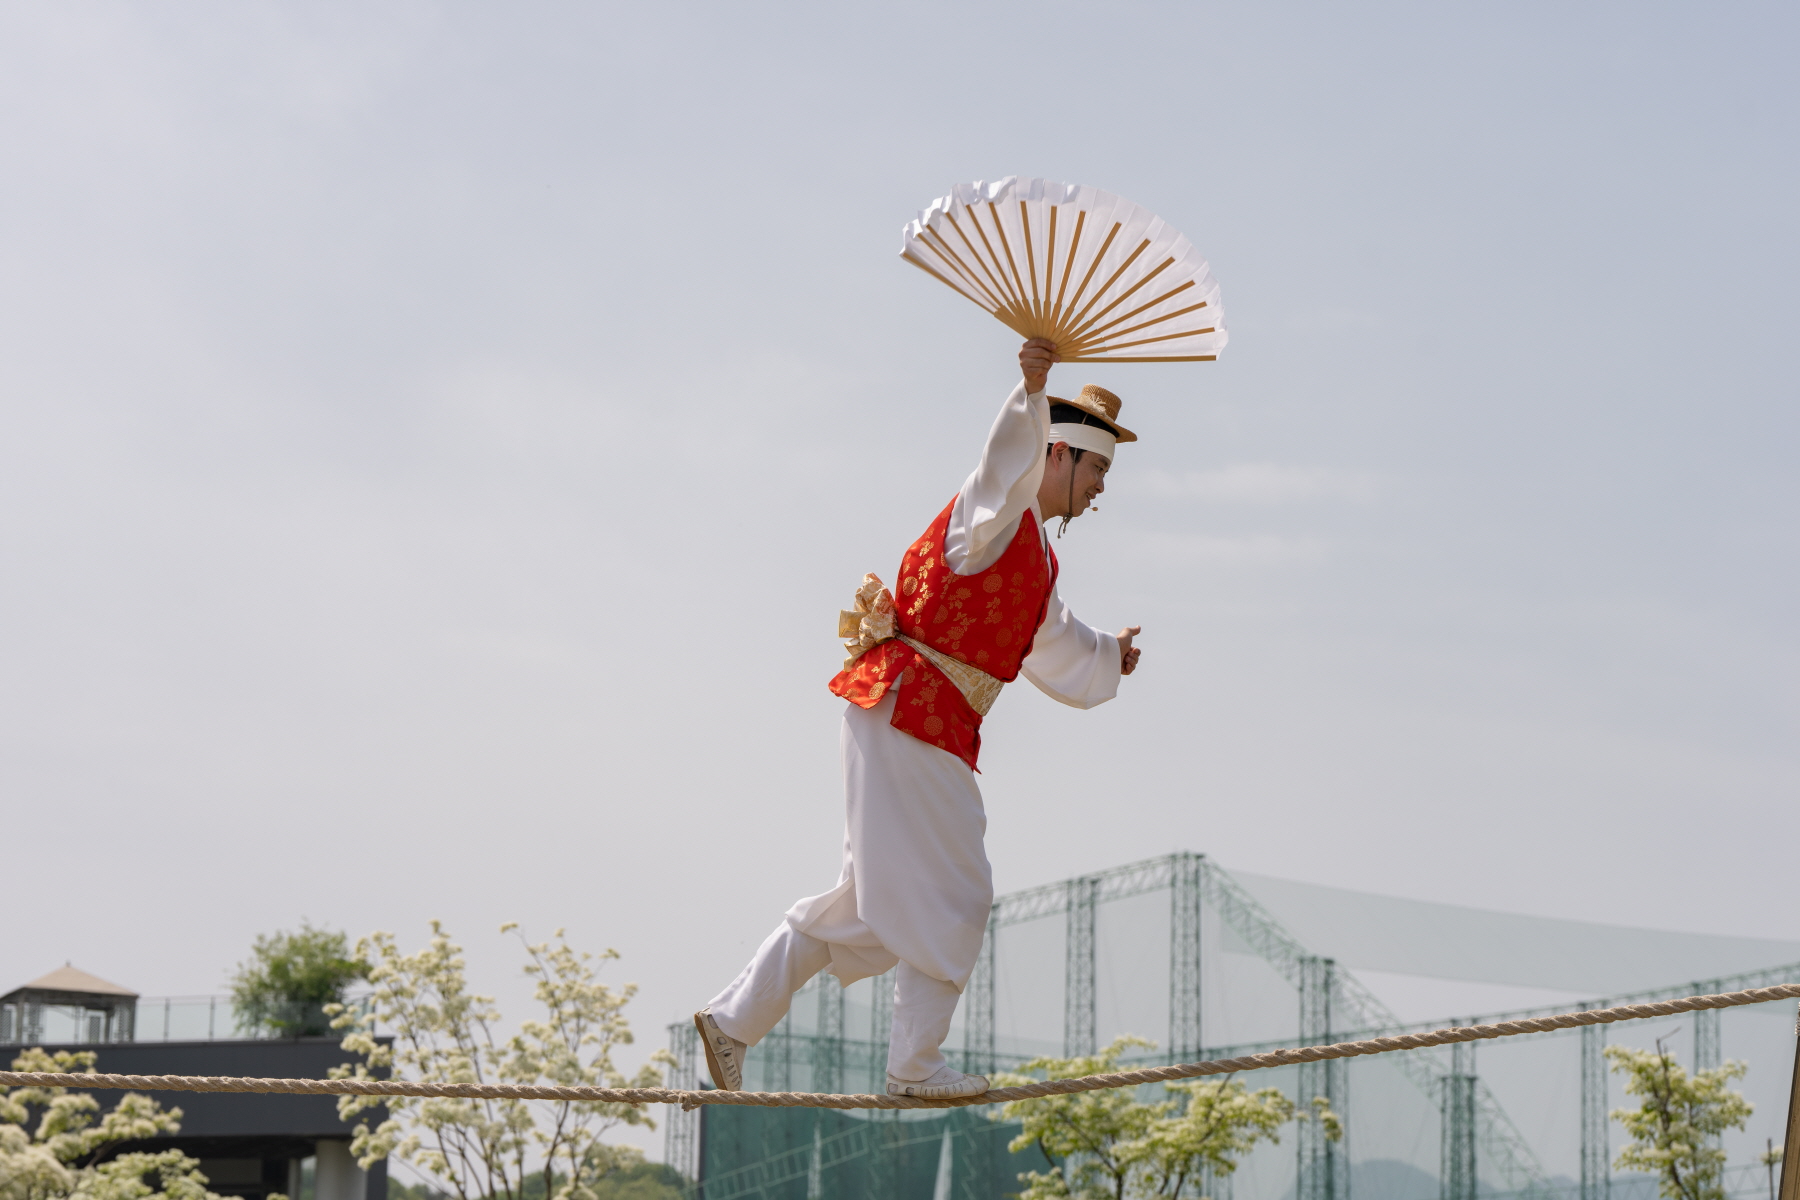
[900,177,1227,363]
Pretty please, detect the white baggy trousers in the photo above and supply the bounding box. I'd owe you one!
[707,688,992,1081]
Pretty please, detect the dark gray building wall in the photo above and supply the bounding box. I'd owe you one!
[4,1036,390,1200]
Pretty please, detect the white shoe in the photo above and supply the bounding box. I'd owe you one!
[886,1064,990,1099]
[694,1009,748,1091]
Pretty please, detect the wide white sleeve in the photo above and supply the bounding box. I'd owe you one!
[1019,582,1121,709]
[943,381,1050,576]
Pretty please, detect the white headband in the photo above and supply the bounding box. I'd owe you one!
[1048,422,1117,461]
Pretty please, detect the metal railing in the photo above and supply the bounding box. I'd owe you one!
[0,995,373,1047]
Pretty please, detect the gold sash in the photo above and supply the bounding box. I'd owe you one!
[839,573,1005,717]
[896,635,1004,717]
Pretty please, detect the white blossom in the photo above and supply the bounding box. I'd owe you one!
[328,922,670,1200]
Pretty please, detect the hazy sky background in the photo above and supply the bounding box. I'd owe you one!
[2,0,1796,1161]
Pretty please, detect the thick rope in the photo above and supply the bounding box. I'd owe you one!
[3,983,1795,1112]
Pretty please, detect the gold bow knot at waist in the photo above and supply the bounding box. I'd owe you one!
[838,573,1004,717]
[838,573,899,668]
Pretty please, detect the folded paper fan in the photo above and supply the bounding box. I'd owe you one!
[900,177,1227,363]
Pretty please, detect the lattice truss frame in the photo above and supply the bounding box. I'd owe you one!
[669,853,1800,1199]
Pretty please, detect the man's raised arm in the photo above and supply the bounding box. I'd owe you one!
[944,340,1060,576]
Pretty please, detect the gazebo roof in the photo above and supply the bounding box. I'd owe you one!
[4,964,138,1000]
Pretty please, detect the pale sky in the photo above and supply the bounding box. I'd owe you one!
[2,0,1796,1162]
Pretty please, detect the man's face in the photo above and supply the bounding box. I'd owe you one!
[1051,443,1110,517]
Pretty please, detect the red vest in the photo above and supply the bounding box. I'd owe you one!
[830,498,1058,770]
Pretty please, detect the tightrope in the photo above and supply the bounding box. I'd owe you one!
[3,983,1795,1112]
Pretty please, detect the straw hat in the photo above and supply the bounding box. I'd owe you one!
[1048,384,1137,443]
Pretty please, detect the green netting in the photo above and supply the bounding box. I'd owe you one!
[697,1105,1050,1200]
[670,853,1800,1199]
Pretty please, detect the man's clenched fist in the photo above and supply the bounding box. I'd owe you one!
[1019,338,1060,394]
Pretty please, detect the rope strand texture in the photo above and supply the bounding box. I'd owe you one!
[3,983,1795,1112]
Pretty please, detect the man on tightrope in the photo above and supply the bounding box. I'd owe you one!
[697,337,1142,1100]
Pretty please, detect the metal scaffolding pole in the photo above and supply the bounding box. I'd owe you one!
[1694,980,1723,1072]
[814,980,844,1094]
[1169,852,1203,1061]
[964,905,998,1075]
[663,1019,701,1182]
[1442,1041,1478,1200]
[1065,877,1098,1057]
[1692,977,1725,1169]
[1297,957,1346,1200]
[768,1010,793,1092]
[1580,1021,1609,1200]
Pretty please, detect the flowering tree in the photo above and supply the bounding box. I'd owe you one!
[1606,1040,1753,1200]
[328,922,671,1200]
[995,1037,1339,1199]
[0,1048,226,1200]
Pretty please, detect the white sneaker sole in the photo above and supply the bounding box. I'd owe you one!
[886,1073,989,1099]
